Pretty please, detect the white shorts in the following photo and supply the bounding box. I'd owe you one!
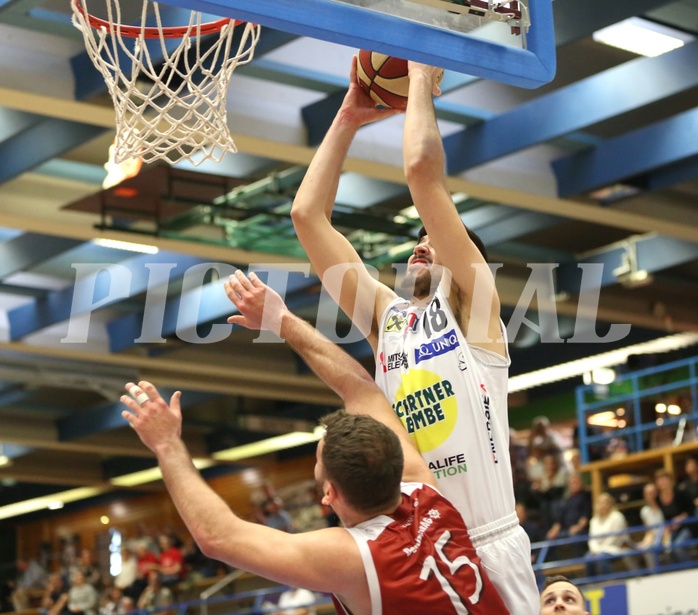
[471,513,539,615]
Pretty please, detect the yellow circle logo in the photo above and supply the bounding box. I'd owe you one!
[393,369,458,453]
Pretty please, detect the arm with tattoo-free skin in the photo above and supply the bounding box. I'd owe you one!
[290,56,399,349]
[119,382,366,604]
[403,62,504,355]
[224,270,434,488]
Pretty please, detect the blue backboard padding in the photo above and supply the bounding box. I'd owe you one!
[158,0,556,88]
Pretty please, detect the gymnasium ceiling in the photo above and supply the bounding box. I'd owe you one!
[1,0,698,521]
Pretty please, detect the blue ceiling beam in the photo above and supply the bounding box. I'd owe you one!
[553,106,698,197]
[476,211,562,246]
[443,40,698,173]
[5,252,206,341]
[57,389,215,441]
[0,119,106,184]
[556,235,698,295]
[0,233,84,279]
[159,0,556,88]
[107,267,318,352]
[644,154,698,191]
[0,385,32,408]
[553,0,673,46]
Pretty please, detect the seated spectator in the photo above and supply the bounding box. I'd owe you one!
[11,556,48,611]
[585,493,635,577]
[70,549,102,592]
[638,482,666,568]
[679,456,698,514]
[132,542,158,600]
[137,571,174,614]
[156,534,184,587]
[546,473,592,559]
[42,573,70,615]
[262,497,295,533]
[99,586,124,615]
[67,571,99,615]
[656,469,697,563]
[263,587,317,615]
[180,535,218,581]
[528,416,564,460]
[534,453,569,529]
[113,548,138,599]
[119,596,135,614]
[540,575,590,615]
[515,502,544,563]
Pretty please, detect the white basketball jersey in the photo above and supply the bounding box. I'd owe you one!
[375,287,515,529]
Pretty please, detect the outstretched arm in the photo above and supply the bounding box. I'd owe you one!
[290,56,399,349]
[119,382,364,597]
[225,270,434,487]
[403,62,504,355]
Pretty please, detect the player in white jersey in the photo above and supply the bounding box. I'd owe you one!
[291,58,538,614]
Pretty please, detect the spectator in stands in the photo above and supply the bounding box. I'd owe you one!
[528,416,564,460]
[113,548,138,599]
[180,534,219,581]
[534,453,569,530]
[539,575,589,615]
[516,502,544,563]
[546,473,592,559]
[263,587,317,615]
[71,549,101,592]
[679,456,698,514]
[66,570,99,615]
[132,543,158,598]
[262,497,295,533]
[136,570,174,614]
[655,469,696,563]
[11,556,48,611]
[41,573,70,615]
[99,586,124,615]
[638,482,666,569]
[156,534,184,587]
[585,492,635,577]
[119,596,135,614]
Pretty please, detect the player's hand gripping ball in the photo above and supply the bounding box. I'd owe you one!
[356,50,443,110]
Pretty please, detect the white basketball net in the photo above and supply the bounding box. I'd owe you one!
[71,0,260,165]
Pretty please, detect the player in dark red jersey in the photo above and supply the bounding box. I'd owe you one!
[120,270,509,615]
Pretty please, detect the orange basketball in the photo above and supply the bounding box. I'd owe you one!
[356,50,410,110]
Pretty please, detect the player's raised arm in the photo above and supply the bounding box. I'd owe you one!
[403,62,504,355]
[224,271,434,487]
[119,381,363,598]
[290,56,399,349]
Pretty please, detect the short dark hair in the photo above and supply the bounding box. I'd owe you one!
[417,224,488,263]
[542,575,585,600]
[320,410,403,516]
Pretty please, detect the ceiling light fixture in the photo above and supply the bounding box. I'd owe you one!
[593,17,693,57]
[508,332,698,393]
[110,458,215,488]
[0,486,105,521]
[92,238,159,254]
[212,427,325,462]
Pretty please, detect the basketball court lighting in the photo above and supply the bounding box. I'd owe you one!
[92,238,159,254]
[0,486,104,521]
[110,458,215,487]
[508,332,698,393]
[593,17,693,57]
[212,426,325,462]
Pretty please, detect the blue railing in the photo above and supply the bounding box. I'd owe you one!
[576,354,698,464]
[532,514,698,587]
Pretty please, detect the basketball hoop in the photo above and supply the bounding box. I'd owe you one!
[71,0,261,165]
